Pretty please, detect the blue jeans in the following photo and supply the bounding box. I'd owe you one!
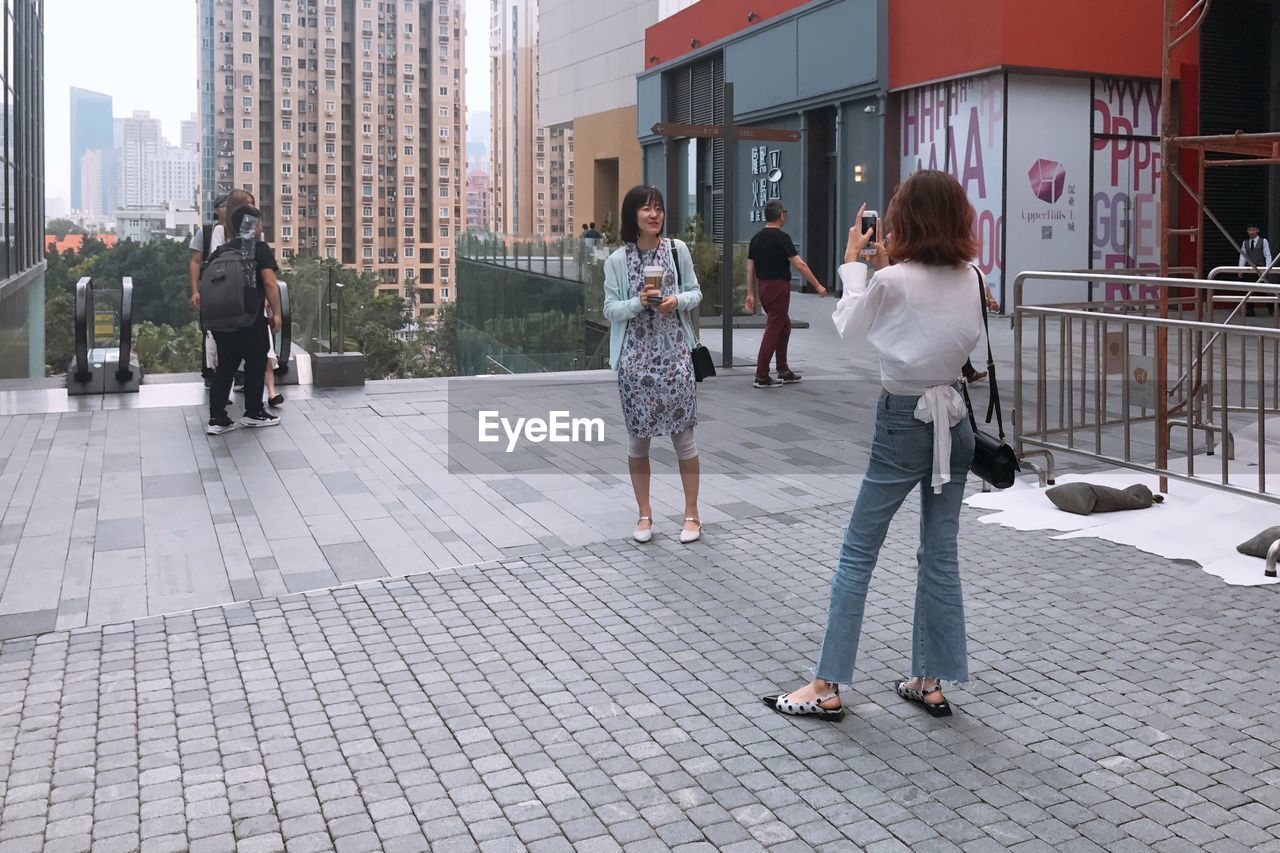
[815,389,975,684]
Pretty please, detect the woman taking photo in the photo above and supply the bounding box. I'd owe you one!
[602,186,704,544]
[763,170,983,719]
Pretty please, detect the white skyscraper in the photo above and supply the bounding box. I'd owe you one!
[115,110,164,208]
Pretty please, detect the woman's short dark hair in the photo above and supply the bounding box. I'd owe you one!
[619,185,665,244]
[885,170,980,267]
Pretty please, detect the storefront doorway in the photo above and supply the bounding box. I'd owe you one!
[804,107,839,291]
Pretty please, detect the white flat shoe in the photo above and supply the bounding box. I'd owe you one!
[633,516,653,543]
[679,517,701,544]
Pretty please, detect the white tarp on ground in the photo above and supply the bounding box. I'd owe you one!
[965,416,1280,586]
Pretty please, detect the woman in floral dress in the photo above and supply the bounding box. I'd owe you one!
[602,186,704,544]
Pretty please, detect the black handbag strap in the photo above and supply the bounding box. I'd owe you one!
[969,264,1006,442]
[671,239,701,344]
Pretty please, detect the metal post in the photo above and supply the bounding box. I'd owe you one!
[335,282,346,355]
[721,82,735,368]
[1156,0,1174,493]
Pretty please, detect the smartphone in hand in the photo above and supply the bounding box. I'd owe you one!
[860,210,879,257]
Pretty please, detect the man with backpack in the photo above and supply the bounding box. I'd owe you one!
[200,204,282,434]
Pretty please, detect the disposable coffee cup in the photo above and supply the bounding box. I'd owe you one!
[643,266,664,302]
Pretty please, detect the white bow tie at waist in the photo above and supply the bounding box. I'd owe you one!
[913,385,969,494]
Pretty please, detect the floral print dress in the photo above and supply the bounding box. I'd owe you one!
[617,239,697,438]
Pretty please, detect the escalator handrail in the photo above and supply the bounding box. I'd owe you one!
[276,279,292,377]
[73,277,93,383]
[116,276,135,383]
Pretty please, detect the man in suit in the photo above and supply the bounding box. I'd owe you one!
[1239,223,1272,270]
[1239,224,1274,316]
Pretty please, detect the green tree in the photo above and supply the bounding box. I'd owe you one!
[45,218,87,239]
[677,214,747,316]
[44,288,75,374]
[427,302,458,376]
[90,239,195,329]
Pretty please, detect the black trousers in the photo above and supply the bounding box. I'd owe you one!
[210,317,268,419]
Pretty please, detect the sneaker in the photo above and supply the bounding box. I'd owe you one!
[232,383,245,392]
[239,411,280,428]
[268,394,285,407]
[778,370,802,384]
[753,375,780,389]
[206,415,237,435]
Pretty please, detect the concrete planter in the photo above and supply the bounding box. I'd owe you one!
[312,352,366,387]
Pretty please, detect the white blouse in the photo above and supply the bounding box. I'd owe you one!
[833,260,987,492]
[833,260,985,394]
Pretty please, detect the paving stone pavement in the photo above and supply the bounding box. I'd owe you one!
[3,498,1280,852]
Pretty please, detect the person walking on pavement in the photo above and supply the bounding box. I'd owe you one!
[762,171,984,721]
[203,205,283,434]
[602,185,705,545]
[745,200,827,389]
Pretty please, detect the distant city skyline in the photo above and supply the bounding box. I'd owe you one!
[45,0,494,212]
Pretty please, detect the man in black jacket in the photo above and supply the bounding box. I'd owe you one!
[204,205,283,434]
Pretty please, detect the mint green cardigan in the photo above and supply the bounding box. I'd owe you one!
[601,238,702,370]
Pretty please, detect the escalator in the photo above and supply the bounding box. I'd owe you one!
[67,276,143,395]
[66,275,295,395]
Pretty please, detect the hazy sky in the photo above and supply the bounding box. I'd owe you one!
[44,0,492,208]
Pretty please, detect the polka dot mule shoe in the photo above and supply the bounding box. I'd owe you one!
[761,684,844,721]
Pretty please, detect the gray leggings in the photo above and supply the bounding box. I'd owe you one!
[628,427,698,461]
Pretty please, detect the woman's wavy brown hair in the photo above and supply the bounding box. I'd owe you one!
[885,170,979,267]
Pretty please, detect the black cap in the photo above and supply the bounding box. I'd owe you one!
[213,193,229,209]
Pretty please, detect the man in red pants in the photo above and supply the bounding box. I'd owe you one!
[745,200,827,388]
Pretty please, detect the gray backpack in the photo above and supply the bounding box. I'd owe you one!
[199,242,260,332]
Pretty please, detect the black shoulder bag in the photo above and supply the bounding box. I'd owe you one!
[674,240,716,381]
[960,266,1019,488]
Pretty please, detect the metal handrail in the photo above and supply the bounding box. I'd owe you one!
[1164,264,1280,396]
[72,277,93,383]
[1012,269,1280,504]
[116,277,135,383]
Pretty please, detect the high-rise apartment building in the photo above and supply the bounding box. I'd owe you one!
[115,110,164,209]
[538,0,661,231]
[490,0,534,235]
[180,115,199,152]
[490,0,571,238]
[155,146,199,210]
[70,87,112,214]
[198,0,466,316]
[465,168,491,230]
[79,148,112,217]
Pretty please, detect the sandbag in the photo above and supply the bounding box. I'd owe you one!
[1237,525,1280,559]
[1046,482,1164,516]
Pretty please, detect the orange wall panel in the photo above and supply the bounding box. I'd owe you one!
[1000,0,1167,79]
[889,0,1005,89]
[890,0,1196,90]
